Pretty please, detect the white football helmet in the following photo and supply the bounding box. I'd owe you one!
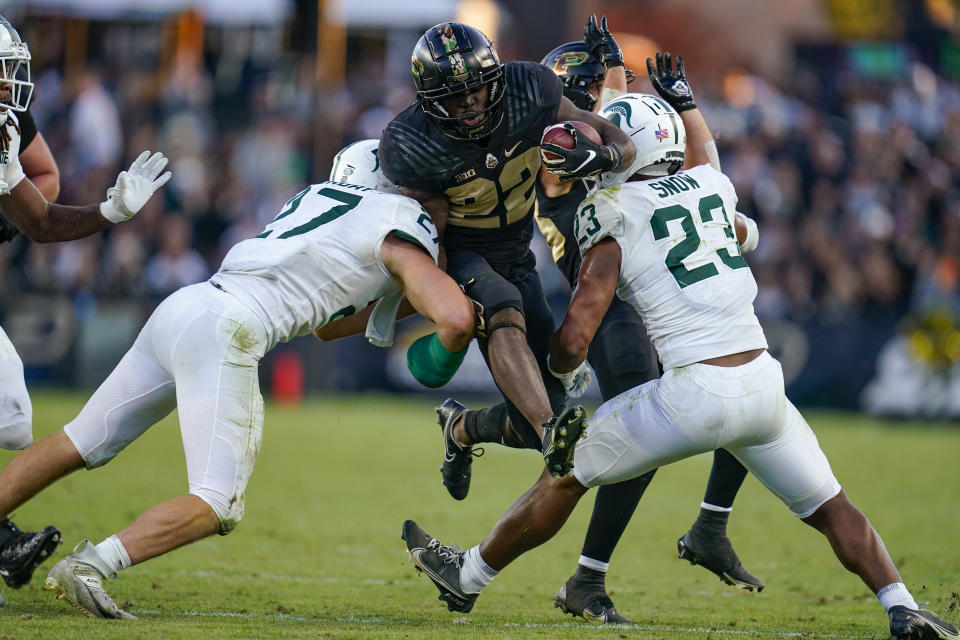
[595,93,685,187]
[0,16,32,114]
[329,139,399,194]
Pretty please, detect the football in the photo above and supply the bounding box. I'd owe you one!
[540,121,603,161]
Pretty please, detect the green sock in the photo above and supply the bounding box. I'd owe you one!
[407,332,468,388]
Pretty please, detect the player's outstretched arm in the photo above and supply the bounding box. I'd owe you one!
[313,297,420,342]
[383,234,476,388]
[647,52,719,171]
[19,131,60,202]
[584,15,629,111]
[549,237,621,372]
[0,150,171,243]
[380,234,474,351]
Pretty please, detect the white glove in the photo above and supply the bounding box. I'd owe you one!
[548,355,592,398]
[99,150,172,223]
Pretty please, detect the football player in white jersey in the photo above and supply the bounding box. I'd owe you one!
[401,94,959,640]
[0,14,171,599]
[0,143,486,619]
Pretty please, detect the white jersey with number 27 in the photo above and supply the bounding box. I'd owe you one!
[213,181,440,349]
[576,164,766,370]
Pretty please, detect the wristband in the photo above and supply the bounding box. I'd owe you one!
[736,212,759,253]
[99,199,127,224]
[407,332,468,388]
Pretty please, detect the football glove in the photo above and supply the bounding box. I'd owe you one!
[647,51,697,113]
[584,15,624,69]
[99,150,172,223]
[541,123,622,179]
[548,355,592,399]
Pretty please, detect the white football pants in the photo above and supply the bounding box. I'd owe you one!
[573,351,841,518]
[64,283,268,533]
[0,323,33,450]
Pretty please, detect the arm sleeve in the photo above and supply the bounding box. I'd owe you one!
[17,108,37,150]
[576,193,624,255]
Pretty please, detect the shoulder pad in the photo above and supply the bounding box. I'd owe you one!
[575,189,623,255]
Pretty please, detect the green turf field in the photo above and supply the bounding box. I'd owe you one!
[1,391,958,639]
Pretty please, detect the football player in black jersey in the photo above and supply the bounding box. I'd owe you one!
[535,29,763,622]
[380,23,635,481]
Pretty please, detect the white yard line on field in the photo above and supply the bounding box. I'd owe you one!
[131,609,873,638]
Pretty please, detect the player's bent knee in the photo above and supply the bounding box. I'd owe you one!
[791,483,844,520]
[0,420,33,450]
[191,488,245,535]
[487,307,526,337]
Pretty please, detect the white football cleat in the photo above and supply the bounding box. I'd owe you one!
[44,540,136,619]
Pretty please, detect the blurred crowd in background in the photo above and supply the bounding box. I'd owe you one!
[1,2,959,397]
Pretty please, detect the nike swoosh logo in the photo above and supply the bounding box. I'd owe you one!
[410,550,458,591]
[572,150,597,174]
[504,141,522,157]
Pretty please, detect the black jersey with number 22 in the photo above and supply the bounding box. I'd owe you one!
[380,61,563,264]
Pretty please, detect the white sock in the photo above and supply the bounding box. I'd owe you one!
[701,501,733,513]
[877,582,918,611]
[578,555,609,573]
[94,535,132,576]
[459,546,498,594]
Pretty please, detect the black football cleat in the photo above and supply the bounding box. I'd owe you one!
[542,405,586,478]
[401,519,478,613]
[437,399,482,501]
[677,528,764,591]
[0,519,62,588]
[889,606,960,640]
[554,566,631,625]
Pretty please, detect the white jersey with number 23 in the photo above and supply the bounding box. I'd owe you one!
[575,163,767,370]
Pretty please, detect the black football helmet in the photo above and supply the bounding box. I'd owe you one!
[540,41,634,111]
[411,22,505,141]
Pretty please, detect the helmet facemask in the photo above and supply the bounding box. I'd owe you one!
[418,71,505,142]
[0,17,32,113]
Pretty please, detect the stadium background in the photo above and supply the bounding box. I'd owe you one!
[1,0,959,418]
